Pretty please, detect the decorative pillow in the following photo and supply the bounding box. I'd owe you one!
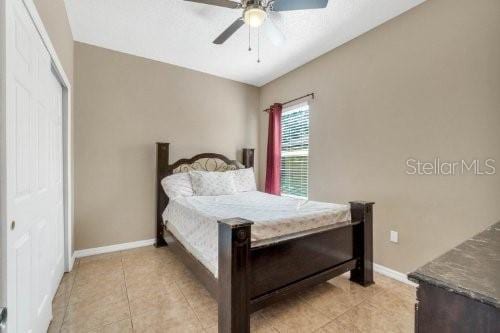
[190,171,237,196]
[161,173,194,200]
[229,168,257,192]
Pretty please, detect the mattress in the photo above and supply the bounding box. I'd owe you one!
[163,191,351,277]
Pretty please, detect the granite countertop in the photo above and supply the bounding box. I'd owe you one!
[408,221,500,308]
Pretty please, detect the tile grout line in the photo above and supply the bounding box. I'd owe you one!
[315,282,410,332]
[175,280,207,330]
[314,296,368,331]
[62,254,131,332]
[299,291,363,322]
[258,303,299,332]
[120,251,135,331]
[270,278,400,332]
[318,283,416,332]
[59,260,78,332]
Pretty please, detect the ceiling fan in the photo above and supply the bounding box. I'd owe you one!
[184,0,329,45]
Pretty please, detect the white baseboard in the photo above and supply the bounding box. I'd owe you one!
[374,263,418,287]
[69,253,76,271]
[74,239,156,258]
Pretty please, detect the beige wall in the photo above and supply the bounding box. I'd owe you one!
[259,0,500,273]
[74,42,259,250]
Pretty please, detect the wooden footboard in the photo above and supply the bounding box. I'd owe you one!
[218,202,374,333]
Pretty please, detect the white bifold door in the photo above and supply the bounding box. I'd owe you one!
[3,0,66,331]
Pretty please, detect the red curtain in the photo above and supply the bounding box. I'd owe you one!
[265,103,283,195]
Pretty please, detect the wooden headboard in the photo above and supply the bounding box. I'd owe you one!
[155,143,255,246]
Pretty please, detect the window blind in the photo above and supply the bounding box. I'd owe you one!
[281,103,310,198]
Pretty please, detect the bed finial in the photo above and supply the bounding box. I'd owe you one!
[242,148,255,168]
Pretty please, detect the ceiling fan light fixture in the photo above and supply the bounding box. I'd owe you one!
[243,5,267,28]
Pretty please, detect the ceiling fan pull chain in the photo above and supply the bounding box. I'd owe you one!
[257,27,261,63]
[248,25,252,52]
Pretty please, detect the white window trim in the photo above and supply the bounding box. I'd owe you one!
[281,193,308,200]
[282,101,310,115]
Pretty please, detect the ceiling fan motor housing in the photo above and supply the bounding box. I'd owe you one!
[243,2,267,27]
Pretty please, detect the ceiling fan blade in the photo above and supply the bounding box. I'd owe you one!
[263,17,285,46]
[213,18,245,44]
[184,0,240,9]
[271,0,328,11]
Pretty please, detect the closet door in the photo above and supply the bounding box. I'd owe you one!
[47,66,65,299]
[4,0,65,331]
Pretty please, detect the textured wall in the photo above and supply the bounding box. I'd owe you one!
[259,0,500,273]
[74,42,259,250]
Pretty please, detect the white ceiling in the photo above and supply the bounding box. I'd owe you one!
[65,0,425,87]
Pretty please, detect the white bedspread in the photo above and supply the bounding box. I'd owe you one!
[163,191,351,277]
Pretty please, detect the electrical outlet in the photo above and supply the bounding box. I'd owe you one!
[390,230,399,243]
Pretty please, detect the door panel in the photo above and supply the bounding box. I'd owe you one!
[35,219,49,316]
[15,233,32,333]
[5,0,65,331]
[37,101,49,192]
[14,82,34,198]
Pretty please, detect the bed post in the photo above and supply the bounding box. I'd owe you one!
[242,148,255,168]
[218,218,254,333]
[349,201,374,286]
[155,142,170,247]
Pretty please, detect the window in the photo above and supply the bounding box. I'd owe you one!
[281,102,310,198]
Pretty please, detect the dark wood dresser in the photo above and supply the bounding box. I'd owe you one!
[408,222,499,333]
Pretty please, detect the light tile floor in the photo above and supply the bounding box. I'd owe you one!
[49,246,416,333]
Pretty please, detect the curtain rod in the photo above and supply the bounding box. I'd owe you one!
[263,93,315,113]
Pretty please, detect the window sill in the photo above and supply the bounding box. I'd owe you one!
[281,193,308,200]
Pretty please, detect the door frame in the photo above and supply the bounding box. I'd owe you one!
[0,0,74,288]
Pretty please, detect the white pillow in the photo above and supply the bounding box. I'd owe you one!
[229,168,257,192]
[190,171,237,196]
[161,173,194,200]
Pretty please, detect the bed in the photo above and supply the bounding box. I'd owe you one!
[155,143,374,333]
